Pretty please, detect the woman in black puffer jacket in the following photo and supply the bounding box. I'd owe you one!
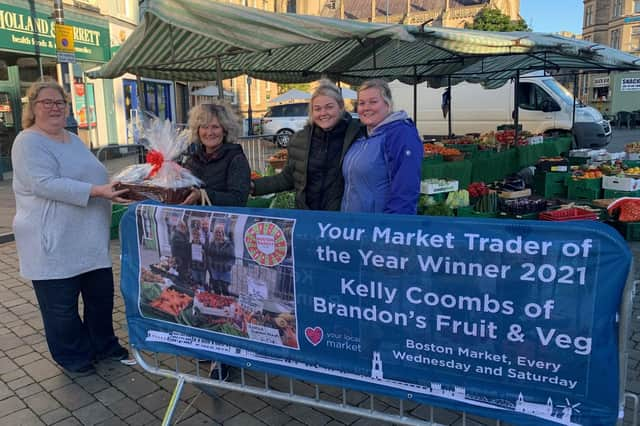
[252,79,362,210]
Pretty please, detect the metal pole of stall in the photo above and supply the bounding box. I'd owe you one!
[572,73,578,148]
[513,70,520,144]
[215,57,224,101]
[247,76,253,136]
[447,76,452,138]
[412,66,418,125]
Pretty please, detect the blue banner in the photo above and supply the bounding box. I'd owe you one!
[120,202,631,425]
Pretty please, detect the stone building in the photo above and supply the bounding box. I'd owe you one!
[581,0,640,115]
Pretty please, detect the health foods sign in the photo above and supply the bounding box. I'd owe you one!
[0,4,109,62]
[119,202,631,426]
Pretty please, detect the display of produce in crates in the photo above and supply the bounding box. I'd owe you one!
[268,149,288,169]
[570,167,603,179]
[445,190,470,208]
[500,197,548,216]
[467,182,490,198]
[423,143,462,158]
[474,191,499,213]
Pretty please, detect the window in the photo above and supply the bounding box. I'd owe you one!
[518,83,555,111]
[114,0,137,21]
[633,26,640,35]
[635,0,640,13]
[611,29,621,49]
[585,5,592,26]
[287,0,296,13]
[613,0,623,17]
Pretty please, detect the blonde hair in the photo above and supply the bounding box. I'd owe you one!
[22,78,69,129]
[187,101,241,144]
[358,79,394,111]
[308,79,345,124]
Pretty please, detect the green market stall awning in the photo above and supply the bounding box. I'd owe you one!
[89,0,640,86]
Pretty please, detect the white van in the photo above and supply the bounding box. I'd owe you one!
[389,75,611,148]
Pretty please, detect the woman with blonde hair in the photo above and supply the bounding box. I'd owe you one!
[182,102,251,206]
[341,79,423,214]
[252,79,362,210]
[12,78,129,376]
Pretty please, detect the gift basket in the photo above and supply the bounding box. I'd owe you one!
[112,114,202,204]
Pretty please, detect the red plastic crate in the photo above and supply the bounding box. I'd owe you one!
[538,208,598,221]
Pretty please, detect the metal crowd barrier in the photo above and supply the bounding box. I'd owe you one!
[128,274,640,426]
[237,134,278,173]
[133,347,493,426]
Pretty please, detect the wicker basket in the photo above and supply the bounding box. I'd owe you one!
[116,183,193,204]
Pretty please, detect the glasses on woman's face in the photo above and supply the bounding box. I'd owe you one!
[35,99,67,110]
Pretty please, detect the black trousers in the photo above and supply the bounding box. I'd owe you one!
[32,268,121,370]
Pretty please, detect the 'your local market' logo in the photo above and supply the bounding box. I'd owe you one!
[244,221,288,267]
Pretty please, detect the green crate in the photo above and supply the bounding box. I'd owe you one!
[446,144,478,153]
[603,188,640,199]
[533,172,569,198]
[110,204,128,240]
[614,221,640,241]
[624,160,640,168]
[568,157,589,166]
[567,186,602,202]
[422,154,443,165]
[567,178,602,201]
[456,206,498,218]
[246,195,274,208]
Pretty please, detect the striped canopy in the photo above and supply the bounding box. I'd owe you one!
[89,0,640,87]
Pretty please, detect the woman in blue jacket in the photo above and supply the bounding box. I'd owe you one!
[341,79,423,214]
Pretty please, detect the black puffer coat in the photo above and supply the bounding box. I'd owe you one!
[184,143,251,207]
[253,113,361,210]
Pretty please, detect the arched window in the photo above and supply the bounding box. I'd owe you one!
[286,0,296,13]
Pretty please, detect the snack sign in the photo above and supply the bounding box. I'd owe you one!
[120,202,631,426]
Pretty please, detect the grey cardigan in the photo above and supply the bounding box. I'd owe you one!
[11,129,112,280]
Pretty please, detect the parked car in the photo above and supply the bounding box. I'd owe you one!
[261,102,309,147]
[261,102,359,147]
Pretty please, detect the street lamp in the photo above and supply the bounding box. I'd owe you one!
[247,76,253,136]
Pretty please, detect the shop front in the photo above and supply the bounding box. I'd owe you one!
[0,1,109,173]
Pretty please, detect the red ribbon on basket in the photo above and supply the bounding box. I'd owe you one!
[146,150,164,178]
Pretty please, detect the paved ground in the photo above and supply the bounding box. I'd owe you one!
[1,132,640,425]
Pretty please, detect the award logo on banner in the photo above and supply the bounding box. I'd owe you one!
[55,23,76,63]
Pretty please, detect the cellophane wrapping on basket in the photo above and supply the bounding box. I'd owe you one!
[112,114,202,203]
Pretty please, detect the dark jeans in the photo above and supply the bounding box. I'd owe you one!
[33,267,122,371]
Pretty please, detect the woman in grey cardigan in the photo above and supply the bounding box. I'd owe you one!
[11,79,129,376]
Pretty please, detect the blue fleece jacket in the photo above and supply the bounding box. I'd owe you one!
[341,111,423,214]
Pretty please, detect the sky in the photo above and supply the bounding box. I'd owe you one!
[520,0,584,35]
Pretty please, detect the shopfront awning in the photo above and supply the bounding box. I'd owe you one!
[88,0,640,87]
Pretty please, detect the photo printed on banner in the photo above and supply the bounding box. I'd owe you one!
[135,204,299,349]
